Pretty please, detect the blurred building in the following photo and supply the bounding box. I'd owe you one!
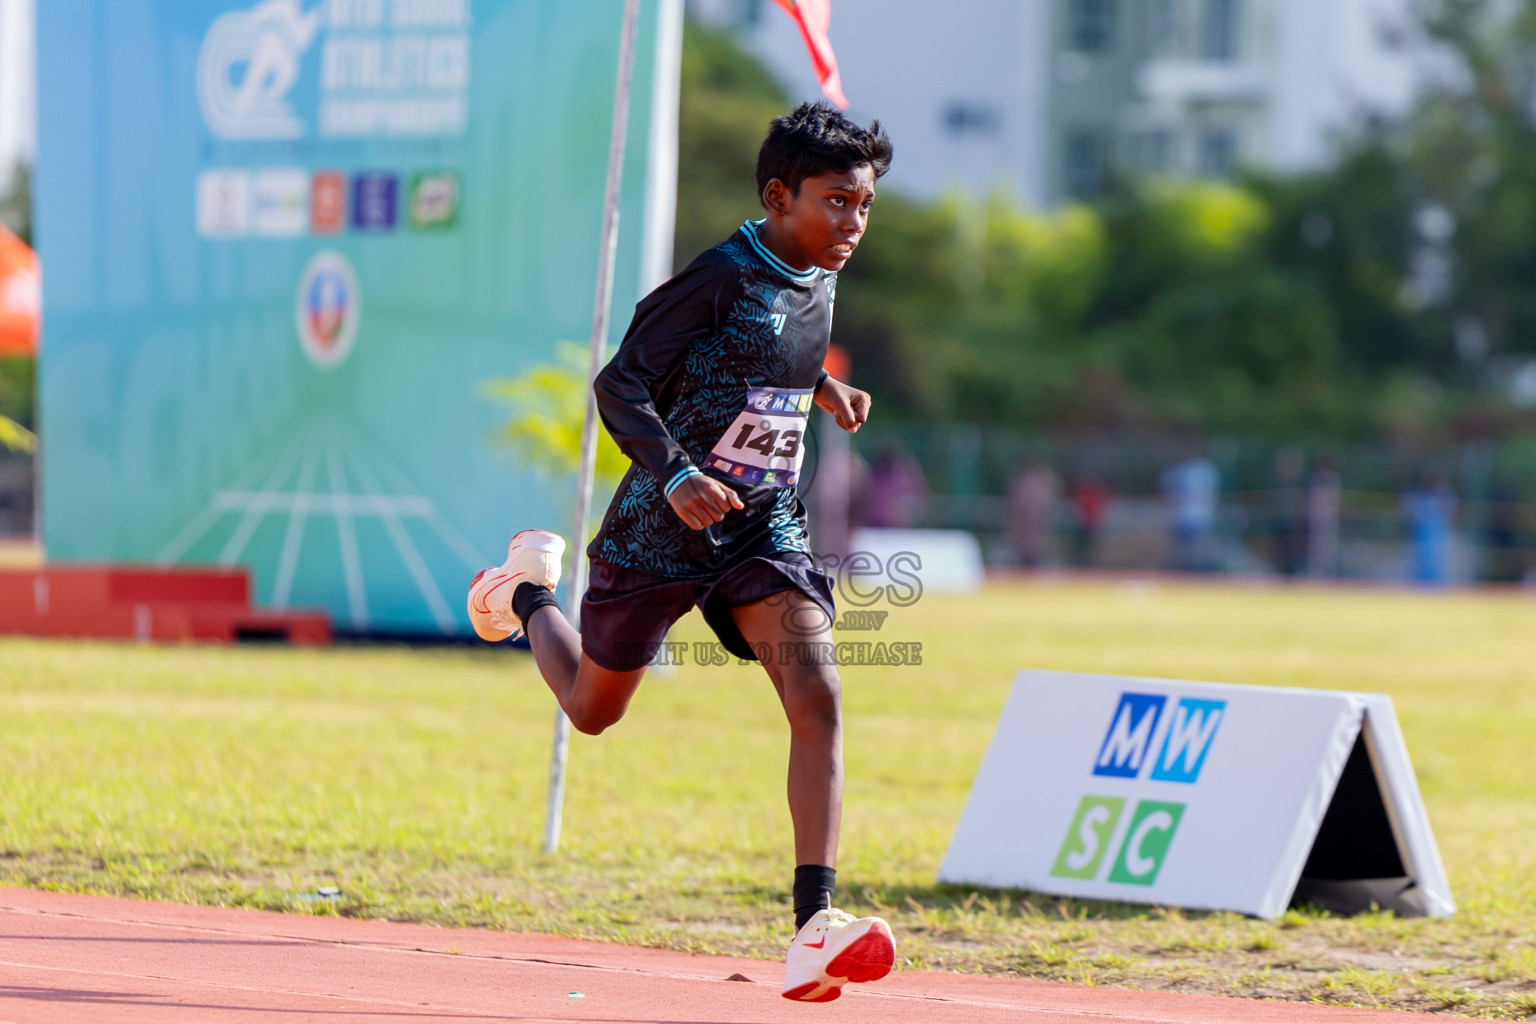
[1045,0,1428,202]
[0,0,33,193]
[690,0,1430,207]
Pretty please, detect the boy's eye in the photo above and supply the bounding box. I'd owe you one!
[830,196,845,206]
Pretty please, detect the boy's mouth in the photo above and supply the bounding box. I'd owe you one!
[830,243,855,257]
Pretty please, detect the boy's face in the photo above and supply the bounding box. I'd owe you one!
[765,164,877,272]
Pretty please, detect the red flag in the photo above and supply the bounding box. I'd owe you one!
[770,0,849,109]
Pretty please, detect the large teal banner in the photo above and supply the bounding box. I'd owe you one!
[37,0,676,635]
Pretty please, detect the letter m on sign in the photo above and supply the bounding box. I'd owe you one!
[1093,693,1167,778]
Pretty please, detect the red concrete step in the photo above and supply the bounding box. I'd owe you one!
[0,564,249,614]
[0,565,330,646]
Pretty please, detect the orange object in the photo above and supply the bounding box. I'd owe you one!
[770,0,849,109]
[823,342,851,382]
[0,225,39,356]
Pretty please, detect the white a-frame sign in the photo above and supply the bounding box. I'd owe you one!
[939,671,1454,920]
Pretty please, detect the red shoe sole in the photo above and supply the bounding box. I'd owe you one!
[782,981,842,1002]
[827,922,895,984]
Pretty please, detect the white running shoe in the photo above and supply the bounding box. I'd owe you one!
[466,530,566,642]
[780,908,896,1002]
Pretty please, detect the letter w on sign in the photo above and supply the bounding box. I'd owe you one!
[1150,699,1225,784]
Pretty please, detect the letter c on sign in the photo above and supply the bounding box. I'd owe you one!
[1064,805,1111,872]
[1123,810,1175,878]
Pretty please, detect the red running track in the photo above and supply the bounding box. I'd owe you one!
[0,889,1435,1023]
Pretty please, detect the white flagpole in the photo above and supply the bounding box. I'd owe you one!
[544,0,643,855]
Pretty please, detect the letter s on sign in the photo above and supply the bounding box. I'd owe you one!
[1065,804,1112,872]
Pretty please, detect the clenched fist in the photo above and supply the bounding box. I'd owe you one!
[815,375,871,432]
[668,474,745,531]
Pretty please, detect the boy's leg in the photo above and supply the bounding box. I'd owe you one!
[476,541,684,736]
[729,590,841,869]
[731,588,895,1001]
[519,600,646,736]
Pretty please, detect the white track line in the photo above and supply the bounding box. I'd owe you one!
[213,491,439,516]
[350,431,491,572]
[155,435,304,566]
[270,442,322,610]
[217,439,310,567]
[325,432,370,629]
[340,432,456,634]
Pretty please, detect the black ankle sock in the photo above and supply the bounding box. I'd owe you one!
[511,581,560,627]
[793,864,837,932]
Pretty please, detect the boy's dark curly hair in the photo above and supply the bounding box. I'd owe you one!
[755,101,893,206]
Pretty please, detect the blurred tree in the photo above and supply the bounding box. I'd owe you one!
[0,359,34,453]
[1248,148,1426,381]
[0,164,37,452]
[0,358,33,430]
[1410,0,1536,366]
[0,415,34,453]
[0,163,30,247]
[482,341,629,489]
[674,21,788,268]
[672,9,1536,441]
[673,21,1386,434]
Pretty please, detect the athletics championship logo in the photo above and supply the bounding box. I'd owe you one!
[295,250,361,369]
[197,0,322,140]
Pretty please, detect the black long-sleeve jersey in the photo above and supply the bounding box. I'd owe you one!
[589,220,835,578]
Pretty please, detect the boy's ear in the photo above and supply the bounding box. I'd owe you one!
[762,178,793,217]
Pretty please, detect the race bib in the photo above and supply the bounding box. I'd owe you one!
[705,386,815,487]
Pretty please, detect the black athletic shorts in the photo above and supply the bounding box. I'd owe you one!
[580,551,837,672]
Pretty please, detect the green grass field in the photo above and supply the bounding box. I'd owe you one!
[1,580,1533,1017]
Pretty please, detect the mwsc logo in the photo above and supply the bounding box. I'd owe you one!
[198,0,322,140]
[1050,692,1225,887]
[1094,693,1225,783]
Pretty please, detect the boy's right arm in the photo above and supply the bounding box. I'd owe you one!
[593,258,742,527]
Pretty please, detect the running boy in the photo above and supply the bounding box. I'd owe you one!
[467,102,894,1003]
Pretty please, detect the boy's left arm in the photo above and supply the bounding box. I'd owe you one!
[814,373,871,433]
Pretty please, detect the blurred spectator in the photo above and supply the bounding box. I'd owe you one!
[1401,472,1457,586]
[1482,482,1526,584]
[1270,447,1308,577]
[857,440,928,529]
[1306,454,1343,578]
[1161,445,1220,573]
[1068,473,1110,568]
[1006,457,1060,568]
[807,414,865,564]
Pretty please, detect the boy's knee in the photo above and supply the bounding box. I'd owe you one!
[784,667,841,733]
[566,701,624,736]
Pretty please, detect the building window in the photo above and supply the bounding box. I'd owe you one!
[1065,127,1107,197]
[1150,0,1181,55]
[1069,0,1115,53]
[1201,0,1240,61]
[1197,126,1237,177]
[942,101,1003,137]
[1134,130,1175,173]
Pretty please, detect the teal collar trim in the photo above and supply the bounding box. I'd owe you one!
[742,220,821,282]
